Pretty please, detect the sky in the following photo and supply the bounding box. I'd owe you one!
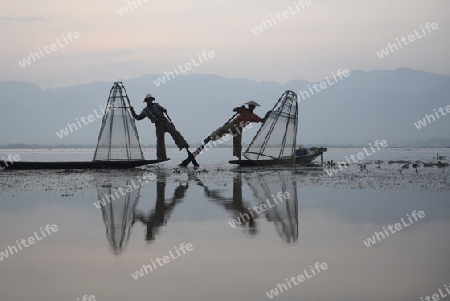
[1,0,449,89]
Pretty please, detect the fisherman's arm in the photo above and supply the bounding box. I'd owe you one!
[261,110,271,123]
[249,113,262,123]
[233,105,245,112]
[130,106,147,120]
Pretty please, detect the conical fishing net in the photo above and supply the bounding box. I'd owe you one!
[244,90,298,163]
[245,170,298,243]
[93,82,144,161]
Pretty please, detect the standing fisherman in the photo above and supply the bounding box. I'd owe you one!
[130,94,194,161]
[209,101,269,160]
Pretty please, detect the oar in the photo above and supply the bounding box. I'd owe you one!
[179,113,239,167]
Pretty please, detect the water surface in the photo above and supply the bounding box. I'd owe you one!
[0,149,449,301]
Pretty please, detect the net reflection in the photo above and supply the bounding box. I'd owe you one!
[245,170,298,243]
[198,170,298,242]
[94,171,144,255]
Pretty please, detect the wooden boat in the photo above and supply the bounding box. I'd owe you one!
[294,147,327,164]
[229,157,293,167]
[229,147,327,166]
[1,159,169,170]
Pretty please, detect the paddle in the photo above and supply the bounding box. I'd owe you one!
[179,113,239,167]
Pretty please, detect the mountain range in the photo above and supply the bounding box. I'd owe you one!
[1,68,449,147]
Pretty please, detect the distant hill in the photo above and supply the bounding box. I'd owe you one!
[1,68,449,147]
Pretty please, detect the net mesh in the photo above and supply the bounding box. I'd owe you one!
[95,172,143,255]
[244,90,298,163]
[93,82,144,161]
[245,171,298,243]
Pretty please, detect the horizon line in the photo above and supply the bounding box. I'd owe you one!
[2,67,449,91]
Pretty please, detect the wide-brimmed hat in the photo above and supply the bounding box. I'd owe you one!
[245,100,260,107]
[143,94,155,102]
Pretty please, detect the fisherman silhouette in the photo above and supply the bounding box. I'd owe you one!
[136,174,188,242]
[197,173,258,236]
[131,94,196,163]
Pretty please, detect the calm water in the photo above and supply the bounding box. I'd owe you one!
[0,148,449,301]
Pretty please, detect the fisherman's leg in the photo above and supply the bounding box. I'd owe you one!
[210,121,239,141]
[164,120,189,150]
[233,131,242,160]
[155,123,167,160]
[163,120,198,166]
[209,126,226,141]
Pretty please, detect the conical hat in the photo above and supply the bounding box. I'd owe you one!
[245,100,260,107]
[144,94,155,102]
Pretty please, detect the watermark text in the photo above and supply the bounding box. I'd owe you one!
[131,243,193,280]
[229,191,290,228]
[414,105,450,129]
[376,22,438,58]
[325,140,388,176]
[153,50,215,87]
[266,262,328,299]
[363,210,425,247]
[251,0,313,35]
[18,31,80,68]
[0,224,59,262]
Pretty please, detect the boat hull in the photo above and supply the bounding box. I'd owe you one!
[229,149,326,167]
[294,152,322,164]
[229,158,294,167]
[1,159,169,170]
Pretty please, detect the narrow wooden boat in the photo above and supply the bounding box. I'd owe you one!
[1,159,169,170]
[294,147,327,164]
[229,147,327,167]
[229,158,292,167]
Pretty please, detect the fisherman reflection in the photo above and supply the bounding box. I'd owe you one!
[197,173,258,236]
[136,173,188,242]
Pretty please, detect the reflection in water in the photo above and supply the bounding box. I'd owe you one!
[95,171,144,255]
[245,170,298,243]
[94,170,298,255]
[199,173,257,236]
[199,170,298,243]
[135,174,188,242]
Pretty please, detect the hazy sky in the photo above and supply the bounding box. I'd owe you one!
[1,0,449,88]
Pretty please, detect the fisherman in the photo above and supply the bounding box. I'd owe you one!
[130,94,193,161]
[209,100,269,160]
